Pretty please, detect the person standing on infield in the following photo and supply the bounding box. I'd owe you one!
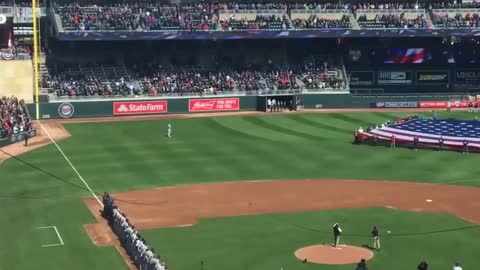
[167,123,172,138]
[333,223,342,248]
[371,226,380,250]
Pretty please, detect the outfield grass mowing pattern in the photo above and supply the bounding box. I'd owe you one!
[1,111,480,270]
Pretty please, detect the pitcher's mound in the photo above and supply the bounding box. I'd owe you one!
[294,244,374,265]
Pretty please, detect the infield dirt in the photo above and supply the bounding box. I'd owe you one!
[0,108,471,268]
[83,179,480,268]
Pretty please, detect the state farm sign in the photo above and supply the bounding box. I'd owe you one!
[113,101,168,115]
[189,98,240,112]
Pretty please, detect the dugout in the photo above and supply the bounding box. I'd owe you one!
[257,94,298,112]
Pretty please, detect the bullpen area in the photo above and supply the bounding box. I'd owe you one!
[1,110,479,270]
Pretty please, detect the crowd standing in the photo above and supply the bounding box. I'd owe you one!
[0,96,32,139]
[103,192,167,270]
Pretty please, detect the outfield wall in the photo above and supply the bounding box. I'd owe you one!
[26,93,468,119]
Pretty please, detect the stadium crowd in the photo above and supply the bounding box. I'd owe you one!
[357,13,426,28]
[42,64,345,97]
[58,2,219,31]
[292,14,350,29]
[0,96,32,139]
[103,193,167,270]
[432,12,480,28]
[53,1,394,31]
[52,0,480,31]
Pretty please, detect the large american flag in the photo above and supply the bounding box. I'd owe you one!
[385,48,425,64]
[364,119,480,150]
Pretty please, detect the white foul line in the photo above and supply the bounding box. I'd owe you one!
[36,226,64,247]
[36,121,103,207]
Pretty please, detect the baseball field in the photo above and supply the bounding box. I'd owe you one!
[1,110,479,270]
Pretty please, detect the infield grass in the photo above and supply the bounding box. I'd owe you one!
[0,111,479,269]
[141,207,479,270]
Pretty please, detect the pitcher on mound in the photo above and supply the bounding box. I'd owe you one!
[333,223,342,248]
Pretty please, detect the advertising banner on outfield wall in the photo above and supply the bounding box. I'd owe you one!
[416,70,449,84]
[348,71,374,86]
[371,101,419,108]
[113,101,168,115]
[189,98,240,112]
[377,71,413,85]
[418,100,480,108]
[455,69,480,83]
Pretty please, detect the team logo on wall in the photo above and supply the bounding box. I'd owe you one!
[0,48,14,60]
[0,14,6,24]
[58,102,75,118]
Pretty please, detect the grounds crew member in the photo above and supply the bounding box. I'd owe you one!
[413,135,419,150]
[390,135,396,149]
[438,136,444,150]
[468,101,473,113]
[462,140,469,154]
[371,226,380,250]
[333,223,342,248]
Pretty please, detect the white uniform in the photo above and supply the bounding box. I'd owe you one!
[167,124,172,138]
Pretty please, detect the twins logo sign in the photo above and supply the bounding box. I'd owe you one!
[58,103,75,118]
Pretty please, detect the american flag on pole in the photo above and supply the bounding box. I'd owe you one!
[364,119,480,150]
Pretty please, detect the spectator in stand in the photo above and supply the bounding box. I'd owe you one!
[432,12,480,28]
[292,15,350,29]
[43,59,345,97]
[355,2,423,10]
[0,96,32,139]
[358,13,426,28]
[57,2,217,31]
[221,14,290,30]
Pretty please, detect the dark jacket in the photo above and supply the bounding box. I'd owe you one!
[333,224,341,237]
[417,261,428,270]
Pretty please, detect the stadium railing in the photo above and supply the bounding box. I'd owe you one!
[0,129,36,147]
[46,88,347,101]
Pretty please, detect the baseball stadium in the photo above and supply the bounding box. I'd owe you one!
[1,1,480,270]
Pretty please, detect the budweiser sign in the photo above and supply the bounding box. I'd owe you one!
[113,101,168,115]
[418,100,478,109]
[189,98,240,112]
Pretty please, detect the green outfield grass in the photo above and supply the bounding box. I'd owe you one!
[0,111,479,269]
[141,207,479,270]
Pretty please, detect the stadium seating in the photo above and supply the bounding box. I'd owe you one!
[431,9,480,28]
[6,1,480,31]
[0,96,32,139]
[43,59,346,97]
[356,9,427,29]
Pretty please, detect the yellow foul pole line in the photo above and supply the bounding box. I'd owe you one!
[32,0,40,119]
